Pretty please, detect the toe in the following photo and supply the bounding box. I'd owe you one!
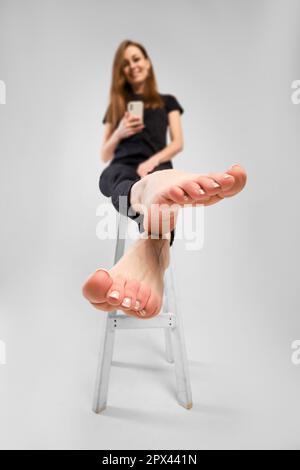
[143,291,162,318]
[194,176,223,196]
[206,172,235,191]
[200,194,225,206]
[180,181,207,201]
[133,282,151,312]
[224,165,247,194]
[211,165,247,198]
[82,269,113,303]
[120,279,140,311]
[106,275,126,305]
[167,185,187,204]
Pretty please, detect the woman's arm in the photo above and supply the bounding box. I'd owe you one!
[100,123,121,163]
[100,113,144,163]
[152,110,184,165]
[136,110,184,177]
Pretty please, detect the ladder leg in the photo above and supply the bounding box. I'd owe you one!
[164,329,174,363]
[167,260,193,409]
[92,315,116,413]
[163,271,174,363]
[170,325,193,409]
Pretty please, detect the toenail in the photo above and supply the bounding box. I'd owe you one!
[212,182,220,188]
[108,290,120,299]
[121,297,131,308]
[139,309,147,317]
[223,174,232,179]
[95,268,110,275]
[198,188,205,195]
[134,300,141,310]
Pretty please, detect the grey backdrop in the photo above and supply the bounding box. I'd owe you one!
[0,0,299,450]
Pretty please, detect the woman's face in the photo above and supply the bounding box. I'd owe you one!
[122,45,150,91]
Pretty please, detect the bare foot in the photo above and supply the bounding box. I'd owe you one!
[130,164,247,234]
[82,237,170,319]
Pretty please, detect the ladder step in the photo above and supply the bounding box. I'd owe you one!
[107,312,176,330]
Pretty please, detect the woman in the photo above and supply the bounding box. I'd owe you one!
[82,39,247,319]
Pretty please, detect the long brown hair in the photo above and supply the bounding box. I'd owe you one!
[104,40,165,129]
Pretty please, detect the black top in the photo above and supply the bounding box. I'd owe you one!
[102,93,184,160]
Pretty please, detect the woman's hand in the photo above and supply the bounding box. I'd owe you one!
[115,111,145,141]
[137,155,160,178]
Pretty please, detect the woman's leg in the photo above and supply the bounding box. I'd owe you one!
[83,157,173,319]
[99,158,176,246]
[99,161,140,220]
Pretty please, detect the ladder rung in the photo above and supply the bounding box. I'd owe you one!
[107,312,176,330]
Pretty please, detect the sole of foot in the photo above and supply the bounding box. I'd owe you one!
[131,164,247,234]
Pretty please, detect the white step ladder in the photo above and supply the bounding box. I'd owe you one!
[92,213,193,412]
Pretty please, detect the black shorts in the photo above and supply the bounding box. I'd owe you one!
[99,154,175,246]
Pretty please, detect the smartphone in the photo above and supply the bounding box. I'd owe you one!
[127,101,144,123]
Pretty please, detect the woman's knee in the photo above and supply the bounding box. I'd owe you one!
[99,168,112,197]
[154,161,173,172]
[99,163,125,197]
